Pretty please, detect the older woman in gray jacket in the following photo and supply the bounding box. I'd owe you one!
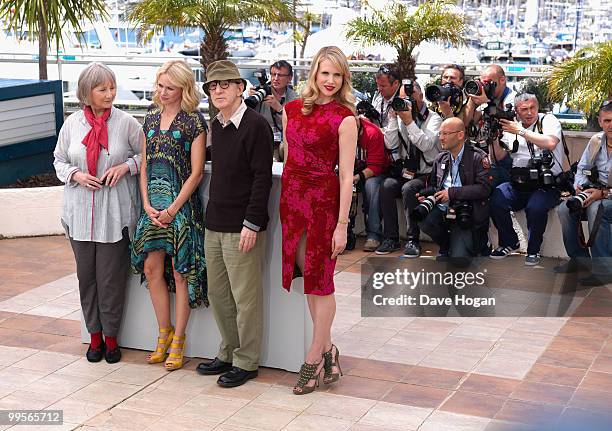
[53,62,143,363]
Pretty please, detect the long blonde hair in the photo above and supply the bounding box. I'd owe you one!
[152,60,201,112]
[301,46,356,116]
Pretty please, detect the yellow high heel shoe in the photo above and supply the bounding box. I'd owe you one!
[146,326,174,364]
[164,334,186,371]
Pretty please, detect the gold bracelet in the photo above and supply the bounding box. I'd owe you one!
[337,219,349,225]
[165,209,174,218]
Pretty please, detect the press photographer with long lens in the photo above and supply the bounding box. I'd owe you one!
[489,93,565,266]
[426,64,468,124]
[464,65,516,186]
[412,117,492,264]
[375,79,442,256]
[555,100,612,286]
[246,60,298,160]
[345,116,388,252]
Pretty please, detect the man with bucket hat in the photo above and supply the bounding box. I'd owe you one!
[196,60,273,387]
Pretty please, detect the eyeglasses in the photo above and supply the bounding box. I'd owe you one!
[438,130,463,137]
[270,73,291,78]
[378,65,391,75]
[207,80,241,91]
[602,100,612,108]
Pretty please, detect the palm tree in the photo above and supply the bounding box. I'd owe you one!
[547,40,612,128]
[345,0,467,80]
[0,0,108,80]
[128,0,295,69]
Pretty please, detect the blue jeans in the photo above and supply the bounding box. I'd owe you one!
[362,176,383,241]
[490,182,561,255]
[558,199,612,275]
[490,154,512,189]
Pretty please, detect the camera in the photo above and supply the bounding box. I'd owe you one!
[527,150,555,186]
[465,79,497,100]
[446,201,473,230]
[391,79,416,113]
[425,83,462,106]
[245,68,272,109]
[566,166,605,212]
[566,190,593,213]
[356,100,381,123]
[480,103,518,151]
[411,187,438,221]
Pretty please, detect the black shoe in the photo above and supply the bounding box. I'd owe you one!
[436,250,450,262]
[403,240,421,258]
[105,346,121,364]
[86,342,105,363]
[553,258,590,274]
[217,366,258,388]
[196,357,233,375]
[375,239,401,255]
[579,274,612,287]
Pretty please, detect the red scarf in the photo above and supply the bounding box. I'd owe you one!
[82,106,111,177]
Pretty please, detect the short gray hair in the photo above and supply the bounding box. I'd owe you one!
[514,92,538,106]
[77,62,116,106]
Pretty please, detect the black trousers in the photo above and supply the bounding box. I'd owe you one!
[380,174,427,241]
[69,229,130,336]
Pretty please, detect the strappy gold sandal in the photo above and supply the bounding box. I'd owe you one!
[146,326,174,364]
[164,334,186,371]
[323,344,343,385]
[293,360,324,395]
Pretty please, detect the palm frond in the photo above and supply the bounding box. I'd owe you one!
[547,40,612,115]
[346,0,466,77]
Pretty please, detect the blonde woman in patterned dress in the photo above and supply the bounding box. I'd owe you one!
[131,60,207,371]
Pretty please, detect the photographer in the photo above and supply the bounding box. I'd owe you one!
[375,80,442,256]
[371,64,401,130]
[347,116,389,251]
[430,64,468,124]
[489,93,564,266]
[464,65,516,186]
[247,60,298,156]
[416,118,492,263]
[555,100,612,286]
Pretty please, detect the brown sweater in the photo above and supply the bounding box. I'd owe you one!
[205,107,273,233]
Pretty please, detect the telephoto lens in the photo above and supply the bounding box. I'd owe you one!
[566,191,591,212]
[464,79,482,96]
[245,88,268,108]
[411,187,438,221]
[391,97,411,112]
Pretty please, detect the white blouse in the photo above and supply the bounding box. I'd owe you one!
[53,107,143,243]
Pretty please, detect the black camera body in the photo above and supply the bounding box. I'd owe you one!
[480,103,517,152]
[446,200,473,230]
[527,149,555,187]
[356,100,381,123]
[425,82,462,107]
[411,186,438,221]
[465,79,497,100]
[391,79,416,117]
[245,68,273,109]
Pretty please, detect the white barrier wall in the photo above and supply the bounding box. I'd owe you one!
[2,186,64,237]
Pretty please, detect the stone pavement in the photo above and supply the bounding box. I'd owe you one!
[0,236,611,430]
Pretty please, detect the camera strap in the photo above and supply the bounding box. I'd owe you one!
[536,114,572,167]
[377,94,392,128]
[579,201,605,248]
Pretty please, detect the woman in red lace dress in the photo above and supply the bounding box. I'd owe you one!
[280,46,358,395]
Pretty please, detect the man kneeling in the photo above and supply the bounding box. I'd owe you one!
[415,118,492,265]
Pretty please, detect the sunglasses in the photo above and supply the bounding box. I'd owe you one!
[207,80,242,91]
